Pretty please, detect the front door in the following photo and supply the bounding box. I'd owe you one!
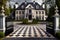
[29,9,32,20]
[29,15,32,20]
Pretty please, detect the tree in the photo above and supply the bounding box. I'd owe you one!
[0,0,7,13]
[56,0,60,15]
[46,6,55,22]
[5,8,10,16]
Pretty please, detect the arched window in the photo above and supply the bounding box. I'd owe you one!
[29,9,31,13]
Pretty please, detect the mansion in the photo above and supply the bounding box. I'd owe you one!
[14,1,48,20]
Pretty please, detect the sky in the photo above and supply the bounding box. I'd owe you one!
[10,0,43,5]
[7,0,44,8]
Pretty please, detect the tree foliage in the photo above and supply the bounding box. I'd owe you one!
[46,6,55,22]
[56,0,60,15]
[0,0,11,16]
[5,8,10,16]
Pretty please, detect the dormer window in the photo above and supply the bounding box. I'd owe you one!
[21,5,24,9]
[36,5,39,9]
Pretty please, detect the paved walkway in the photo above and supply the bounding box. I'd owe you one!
[4,24,58,40]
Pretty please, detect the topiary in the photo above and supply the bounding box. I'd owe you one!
[22,19,28,24]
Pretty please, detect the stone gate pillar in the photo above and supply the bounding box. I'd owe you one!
[0,6,5,33]
[54,6,60,33]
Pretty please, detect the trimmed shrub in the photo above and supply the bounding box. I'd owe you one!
[22,19,28,24]
[56,32,60,38]
[32,19,38,24]
[0,32,4,38]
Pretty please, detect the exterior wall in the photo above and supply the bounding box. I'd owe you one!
[32,10,47,20]
[15,9,47,20]
[32,9,36,19]
[15,10,25,20]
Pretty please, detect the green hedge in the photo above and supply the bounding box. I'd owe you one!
[59,19,60,29]
[0,32,4,38]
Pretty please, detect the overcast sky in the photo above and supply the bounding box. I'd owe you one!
[7,0,44,8]
[10,0,43,5]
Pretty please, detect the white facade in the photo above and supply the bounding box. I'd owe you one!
[15,2,47,20]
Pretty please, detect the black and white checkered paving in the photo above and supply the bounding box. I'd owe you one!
[6,25,54,38]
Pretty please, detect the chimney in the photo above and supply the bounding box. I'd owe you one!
[33,0,35,4]
[25,0,27,4]
[15,2,19,8]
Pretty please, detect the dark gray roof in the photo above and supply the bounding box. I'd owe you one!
[16,2,45,10]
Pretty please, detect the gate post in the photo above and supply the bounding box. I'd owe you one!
[54,5,60,33]
[0,6,5,33]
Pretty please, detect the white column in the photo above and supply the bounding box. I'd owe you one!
[18,11,20,20]
[55,17,59,30]
[38,11,39,19]
[25,9,27,19]
[54,5,60,33]
[44,11,45,20]
[54,15,59,33]
[15,11,18,20]
[17,11,19,20]
[41,11,42,20]
[15,11,16,20]
[3,16,5,33]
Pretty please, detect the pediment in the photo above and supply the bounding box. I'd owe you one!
[26,4,34,9]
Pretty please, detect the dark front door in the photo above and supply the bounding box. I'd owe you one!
[29,15,32,20]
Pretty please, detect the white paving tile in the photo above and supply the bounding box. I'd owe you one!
[31,26,35,37]
[34,26,41,37]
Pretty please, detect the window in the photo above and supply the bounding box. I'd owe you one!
[39,16,41,20]
[29,9,31,13]
[36,11,38,14]
[42,16,44,20]
[39,11,41,14]
[19,16,21,19]
[36,5,39,9]
[36,16,38,19]
[22,11,24,14]
[19,11,21,14]
[21,5,24,9]
[42,11,44,14]
[26,14,28,17]
[16,11,18,13]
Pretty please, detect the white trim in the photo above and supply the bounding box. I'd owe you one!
[44,11,45,20]
[26,4,34,9]
[41,11,42,20]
